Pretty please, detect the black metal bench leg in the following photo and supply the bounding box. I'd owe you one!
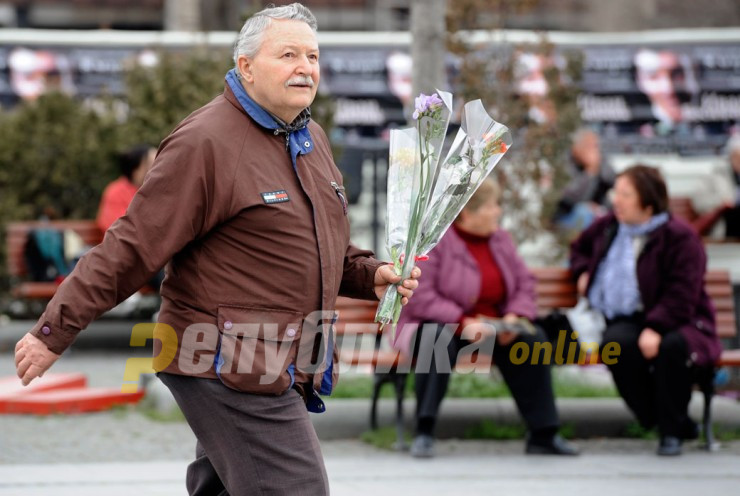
[392,372,408,451]
[700,368,719,451]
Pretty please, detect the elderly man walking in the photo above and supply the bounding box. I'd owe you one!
[14,4,420,495]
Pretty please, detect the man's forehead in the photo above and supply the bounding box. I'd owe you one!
[274,40,320,52]
[262,19,318,48]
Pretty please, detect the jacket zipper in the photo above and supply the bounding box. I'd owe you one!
[330,181,348,215]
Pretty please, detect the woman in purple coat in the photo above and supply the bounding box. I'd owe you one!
[395,178,579,458]
[570,165,721,456]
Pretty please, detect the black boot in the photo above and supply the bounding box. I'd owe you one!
[526,434,580,456]
[657,436,682,456]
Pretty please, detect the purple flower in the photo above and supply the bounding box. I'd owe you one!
[412,93,444,120]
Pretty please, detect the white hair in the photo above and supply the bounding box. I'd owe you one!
[570,127,598,146]
[233,3,318,67]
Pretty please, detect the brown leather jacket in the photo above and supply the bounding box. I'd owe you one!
[31,83,385,403]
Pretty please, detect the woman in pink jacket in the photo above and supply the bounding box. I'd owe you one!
[395,178,578,458]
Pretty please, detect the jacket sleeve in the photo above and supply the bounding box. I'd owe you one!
[400,243,466,325]
[500,233,537,320]
[30,127,230,354]
[644,229,706,334]
[338,243,387,300]
[569,219,602,280]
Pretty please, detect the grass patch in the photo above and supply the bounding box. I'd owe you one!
[714,425,740,442]
[464,420,577,440]
[621,421,658,439]
[464,420,526,440]
[110,404,132,419]
[332,372,618,399]
[360,427,411,451]
[446,373,512,398]
[330,375,401,399]
[559,422,576,439]
[138,405,186,422]
[552,377,618,398]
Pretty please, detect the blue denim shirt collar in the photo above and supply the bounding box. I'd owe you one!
[225,69,314,169]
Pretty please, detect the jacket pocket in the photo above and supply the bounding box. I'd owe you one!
[215,304,302,395]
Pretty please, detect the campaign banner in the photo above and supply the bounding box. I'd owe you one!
[1,40,738,154]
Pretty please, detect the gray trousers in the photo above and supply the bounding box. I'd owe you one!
[159,373,329,496]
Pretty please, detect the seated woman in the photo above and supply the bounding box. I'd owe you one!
[395,178,579,458]
[97,144,164,298]
[570,164,721,456]
[96,144,156,232]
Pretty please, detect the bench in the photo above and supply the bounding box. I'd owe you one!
[335,268,738,450]
[6,220,104,300]
[670,196,740,241]
[5,220,159,317]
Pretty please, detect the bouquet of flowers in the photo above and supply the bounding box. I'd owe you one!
[376,90,512,336]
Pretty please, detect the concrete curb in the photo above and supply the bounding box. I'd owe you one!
[312,394,740,440]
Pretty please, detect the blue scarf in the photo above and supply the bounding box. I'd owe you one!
[224,69,314,170]
[588,212,670,319]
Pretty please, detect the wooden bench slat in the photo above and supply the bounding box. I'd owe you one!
[12,282,59,300]
[718,349,740,367]
[6,221,104,278]
[536,295,579,309]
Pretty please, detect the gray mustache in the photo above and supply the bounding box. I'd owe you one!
[286,76,315,88]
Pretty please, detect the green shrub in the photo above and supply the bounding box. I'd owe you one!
[0,92,119,292]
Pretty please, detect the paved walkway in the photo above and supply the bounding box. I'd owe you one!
[0,439,739,495]
[1,351,740,495]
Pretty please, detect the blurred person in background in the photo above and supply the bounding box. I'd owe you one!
[97,144,162,304]
[570,165,720,456]
[96,144,156,232]
[395,178,579,459]
[554,128,615,232]
[723,135,740,238]
[691,135,740,239]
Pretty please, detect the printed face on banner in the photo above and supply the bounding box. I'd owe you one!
[634,49,693,127]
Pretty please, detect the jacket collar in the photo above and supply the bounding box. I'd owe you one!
[224,69,314,168]
[597,212,674,261]
[225,69,286,130]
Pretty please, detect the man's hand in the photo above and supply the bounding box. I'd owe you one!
[15,333,60,386]
[638,327,662,360]
[374,264,421,305]
[577,272,589,296]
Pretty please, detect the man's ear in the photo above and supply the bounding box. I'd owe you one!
[237,55,253,83]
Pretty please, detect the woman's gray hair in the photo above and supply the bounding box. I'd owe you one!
[233,3,318,67]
